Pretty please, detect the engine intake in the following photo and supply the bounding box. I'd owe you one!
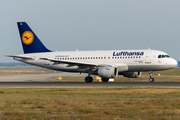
[98,66,118,78]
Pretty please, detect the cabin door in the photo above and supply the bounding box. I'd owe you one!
[145,52,151,63]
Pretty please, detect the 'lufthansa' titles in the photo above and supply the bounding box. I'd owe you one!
[113,51,144,56]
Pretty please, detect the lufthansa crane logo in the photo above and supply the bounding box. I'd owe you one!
[22,31,34,45]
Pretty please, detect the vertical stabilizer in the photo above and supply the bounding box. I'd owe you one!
[17,22,51,54]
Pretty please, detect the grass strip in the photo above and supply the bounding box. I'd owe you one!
[0,87,180,119]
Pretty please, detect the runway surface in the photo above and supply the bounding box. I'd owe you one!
[0,82,180,88]
[0,72,94,82]
[0,72,180,82]
[0,71,180,87]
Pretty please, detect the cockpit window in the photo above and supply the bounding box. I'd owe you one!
[158,55,170,58]
[162,55,166,58]
[165,55,170,58]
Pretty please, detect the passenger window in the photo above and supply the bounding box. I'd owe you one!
[158,55,161,58]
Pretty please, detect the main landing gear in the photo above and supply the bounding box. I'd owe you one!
[84,72,110,83]
[101,78,109,82]
[85,76,93,83]
[85,72,93,83]
[85,77,109,83]
[149,71,154,82]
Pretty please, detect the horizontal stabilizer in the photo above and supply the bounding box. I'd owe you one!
[6,55,35,60]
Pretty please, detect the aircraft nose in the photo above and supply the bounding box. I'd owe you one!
[170,58,178,67]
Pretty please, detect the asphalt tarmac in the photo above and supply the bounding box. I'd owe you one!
[0,82,180,88]
[0,72,91,82]
[0,72,180,82]
[0,72,180,88]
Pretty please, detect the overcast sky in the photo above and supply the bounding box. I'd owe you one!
[0,0,180,62]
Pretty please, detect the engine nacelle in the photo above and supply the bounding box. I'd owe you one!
[98,66,118,78]
[122,71,141,78]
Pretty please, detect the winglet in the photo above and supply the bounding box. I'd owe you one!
[17,22,51,54]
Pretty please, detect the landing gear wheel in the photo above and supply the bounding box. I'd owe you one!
[149,77,154,82]
[149,71,154,82]
[102,78,109,82]
[85,77,93,83]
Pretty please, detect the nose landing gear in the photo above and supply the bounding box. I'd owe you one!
[149,71,154,82]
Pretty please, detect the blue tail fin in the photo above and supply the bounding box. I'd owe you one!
[17,22,51,54]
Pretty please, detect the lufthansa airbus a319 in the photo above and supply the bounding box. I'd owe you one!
[7,22,178,82]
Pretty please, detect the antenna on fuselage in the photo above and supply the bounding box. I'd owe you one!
[148,47,150,50]
[76,49,78,51]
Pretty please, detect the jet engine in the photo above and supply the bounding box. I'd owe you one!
[122,71,141,78]
[98,66,118,78]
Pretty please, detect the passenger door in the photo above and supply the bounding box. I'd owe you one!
[145,51,151,63]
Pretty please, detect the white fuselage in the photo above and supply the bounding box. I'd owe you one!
[14,49,177,74]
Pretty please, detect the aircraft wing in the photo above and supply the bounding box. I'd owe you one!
[40,58,128,72]
[40,58,103,68]
[6,55,35,60]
